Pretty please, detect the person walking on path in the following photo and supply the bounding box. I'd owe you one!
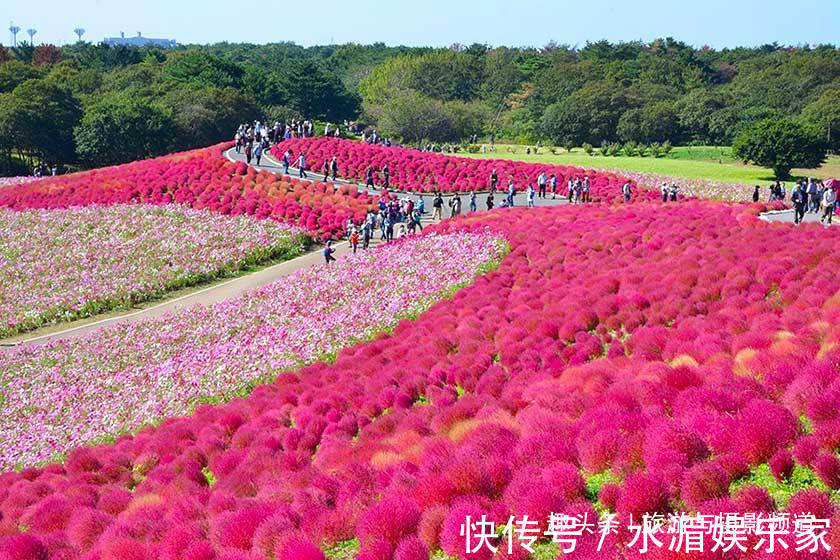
[282,150,291,174]
[669,184,678,202]
[417,195,425,215]
[537,172,547,198]
[448,193,460,218]
[582,177,591,203]
[821,187,836,224]
[323,240,336,264]
[527,185,535,207]
[662,183,669,202]
[469,190,477,212]
[366,167,375,189]
[322,159,330,180]
[383,164,390,189]
[244,142,253,165]
[350,228,360,253]
[792,183,807,224]
[507,180,516,207]
[808,179,819,213]
[490,169,498,193]
[550,174,558,199]
[298,153,307,179]
[362,220,372,249]
[254,144,263,166]
[330,157,339,181]
[385,215,395,241]
[378,209,388,240]
[486,191,494,210]
[412,209,423,232]
[752,185,760,202]
[432,192,444,221]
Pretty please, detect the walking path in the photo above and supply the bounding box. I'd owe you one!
[759,208,838,226]
[225,147,570,210]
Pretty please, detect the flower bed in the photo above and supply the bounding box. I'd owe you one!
[611,168,757,201]
[0,203,837,559]
[0,204,307,338]
[0,231,505,470]
[271,137,658,203]
[0,144,376,241]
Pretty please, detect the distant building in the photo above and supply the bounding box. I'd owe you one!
[103,31,176,48]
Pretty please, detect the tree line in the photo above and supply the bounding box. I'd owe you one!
[0,38,837,175]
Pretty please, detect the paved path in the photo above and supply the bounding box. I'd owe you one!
[759,208,838,226]
[225,147,570,211]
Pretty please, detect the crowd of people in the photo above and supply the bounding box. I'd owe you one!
[234,119,348,166]
[231,122,838,265]
[752,178,838,225]
[789,179,838,225]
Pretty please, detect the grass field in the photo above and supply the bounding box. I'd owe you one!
[460,145,839,187]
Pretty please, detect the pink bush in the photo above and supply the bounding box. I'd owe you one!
[271,137,652,202]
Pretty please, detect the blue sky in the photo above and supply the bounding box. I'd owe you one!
[4,0,839,48]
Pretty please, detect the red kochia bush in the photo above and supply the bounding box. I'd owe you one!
[680,462,730,508]
[769,449,795,482]
[616,473,670,519]
[272,137,654,203]
[0,535,48,560]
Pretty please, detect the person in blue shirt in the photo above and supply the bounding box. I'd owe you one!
[323,240,336,264]
[282,150,291,174]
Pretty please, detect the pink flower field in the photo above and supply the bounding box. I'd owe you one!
[0,231,505,470]
[0,205,307,337]
[0,198,838,559]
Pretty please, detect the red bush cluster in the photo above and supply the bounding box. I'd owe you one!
[270,137,657,202]
[0,202,837,559]
[0,144,376,241]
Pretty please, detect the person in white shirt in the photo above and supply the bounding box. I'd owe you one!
[821,187,836,224]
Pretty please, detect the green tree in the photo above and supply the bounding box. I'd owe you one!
[0,79,81,165]
[161,87,259,151]
[541,100,588,147]
[733,118,827,179]
[0,61,43,93]
[273,60,359,121]
[617,108,644,143]
[162,50,244,89]
[358,55,415,105]
[407,50,482,102]
[799,88,840,152]
[444,100,490,139]
[74,95,173,166]
[373,90,456,143]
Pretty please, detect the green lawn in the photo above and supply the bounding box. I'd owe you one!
[459,145,839,187]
